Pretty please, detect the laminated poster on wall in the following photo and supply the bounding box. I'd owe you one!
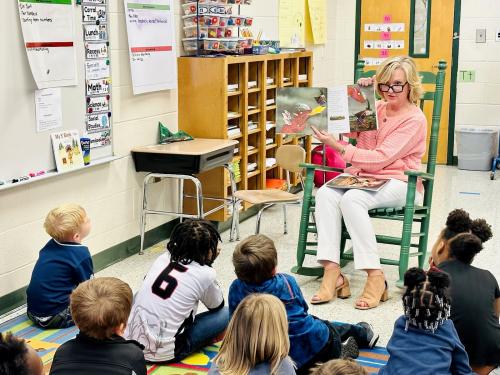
[124,0,177,94]
[84,24,108,41]
[86,95,110,113]
[86,78,110,96]
[88,130,111,149]
[51,130,85,172]
[86,113,110,132]
[85,59,110,80]
[17,0,77,89]
[82,4,107,23]
[85,42,109,59]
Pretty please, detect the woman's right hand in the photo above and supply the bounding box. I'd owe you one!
[357,75,376,87]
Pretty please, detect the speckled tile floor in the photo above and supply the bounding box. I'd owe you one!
[97,165,500,346]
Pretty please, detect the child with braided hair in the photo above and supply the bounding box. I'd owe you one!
[379,267,473,375]
[125,219,229,363]
[430,209,499,375]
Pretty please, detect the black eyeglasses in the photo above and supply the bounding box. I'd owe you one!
[378,82,408,93]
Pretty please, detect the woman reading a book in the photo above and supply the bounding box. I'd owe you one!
[310,56,427,309]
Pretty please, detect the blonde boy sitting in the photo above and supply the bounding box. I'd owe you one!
[27,203,93,329]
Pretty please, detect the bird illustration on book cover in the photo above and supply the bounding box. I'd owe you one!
[347,84,377,132]
[277,88,328,135]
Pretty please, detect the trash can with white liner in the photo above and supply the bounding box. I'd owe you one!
[456,127,499,171]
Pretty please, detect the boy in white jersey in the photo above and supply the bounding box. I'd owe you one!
[125,219,229,362]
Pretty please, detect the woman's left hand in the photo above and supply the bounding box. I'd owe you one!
[311,126,342,152]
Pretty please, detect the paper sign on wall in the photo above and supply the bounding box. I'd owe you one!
[84,24,108,41]
[364,23,405,32]
[85,59,110,80]
[364,40,404,49]
[82,5,107,22]
[87,95,110,113]
[85,42,108,59]
[17,0,77,89]
[86,78,110,95]
[35,88,63,133]
[82,0,107,4]
[362,57,386,66]
[86,113,110,132]
[124,0,177,94]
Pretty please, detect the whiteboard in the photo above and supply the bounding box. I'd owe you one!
[0,1,113,183]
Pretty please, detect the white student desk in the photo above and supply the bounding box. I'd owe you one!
[132,138,238,253]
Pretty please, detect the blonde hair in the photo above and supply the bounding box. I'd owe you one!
[233,235,277,284]
[44,204,87,242]
[213,294,291,375]
[310,359,368,375]
[375,56,423,105]
[70,277,132,340]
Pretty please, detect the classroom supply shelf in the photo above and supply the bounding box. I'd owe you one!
[178,51,313,221]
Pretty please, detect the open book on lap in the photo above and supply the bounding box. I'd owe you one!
[326,173,388,192]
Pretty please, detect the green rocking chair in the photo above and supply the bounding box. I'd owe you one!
[292,59,447,284]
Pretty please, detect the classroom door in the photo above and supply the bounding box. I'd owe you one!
[356,0,455,164]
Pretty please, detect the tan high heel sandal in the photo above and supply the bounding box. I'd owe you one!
[355,274,389,310]
[311,268,351,305]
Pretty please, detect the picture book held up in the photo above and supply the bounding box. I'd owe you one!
[51,130,85,172]
[276,87,328,135]
[277,85,378,135]
[328,84,378,133]
[326,173,388,192]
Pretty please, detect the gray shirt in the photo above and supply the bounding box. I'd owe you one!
[208,357,296,375]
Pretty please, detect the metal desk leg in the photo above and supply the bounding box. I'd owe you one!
[225,164,239,241]
[178,179,184,222]
[139,173,154,255]
[193,178,204,218]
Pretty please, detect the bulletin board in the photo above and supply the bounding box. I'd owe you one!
[0,0,113,184]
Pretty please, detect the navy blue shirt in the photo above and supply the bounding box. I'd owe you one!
[228,273,329,368]
[379,316,473,375]
[27,239,93,316]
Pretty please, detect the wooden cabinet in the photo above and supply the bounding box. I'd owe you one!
[178,51,313,221]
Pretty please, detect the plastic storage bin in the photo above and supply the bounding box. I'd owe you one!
[456,127,499,171]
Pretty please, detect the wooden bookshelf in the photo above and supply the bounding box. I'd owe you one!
[178,51,313,221]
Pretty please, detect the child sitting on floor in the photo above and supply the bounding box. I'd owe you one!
[310,358,367,375]
[229,235,378,375]
[27,203,93,329]
[209,293,296,375]
[126,219,229,362]
[429,209,499,375]
[379,267,473,375]
[49,277,146,375]
[0,332,44,375]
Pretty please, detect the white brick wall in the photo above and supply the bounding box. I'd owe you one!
[455,0,500,139]
[0,0,356,298]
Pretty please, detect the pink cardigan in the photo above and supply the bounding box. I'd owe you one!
[343,101,427,193]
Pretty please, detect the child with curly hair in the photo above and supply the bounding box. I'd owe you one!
[379,267,473,375]
[430,209,499,375]
[125,219,229,363]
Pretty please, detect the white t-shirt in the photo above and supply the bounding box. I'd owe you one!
[125,252,223,362]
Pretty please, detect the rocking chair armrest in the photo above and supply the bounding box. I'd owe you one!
[299,163,345,173]
[404,170,434,180]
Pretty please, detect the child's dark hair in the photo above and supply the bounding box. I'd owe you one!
[167,219,221,266]
[442,209,492,264]
[0,332,29,375]
[403,267,451,332]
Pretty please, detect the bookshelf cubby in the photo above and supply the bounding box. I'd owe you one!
[178,51,313,221]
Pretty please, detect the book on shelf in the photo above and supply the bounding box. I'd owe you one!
[248,105,258,110]
[248,80,257,89]
[228,83,239,92]
[265,157,276,168]
[228,128,242,137]
[326,173,388,192]
[265,138,274,145]
[266,77,274,85]
[227,111,240,119]
[247,162,257,172]
[283,77,291,83]
[50,130,85,172]
[265,121,276,131]
[266,98,275,105]
[276,85,378,135]
[248,123,258,131]
[298,74,308,81]
[247,145,256,151]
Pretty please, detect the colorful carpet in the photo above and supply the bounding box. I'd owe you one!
[0,314,389,374]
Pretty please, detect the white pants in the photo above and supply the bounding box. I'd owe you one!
[315,179,421,270]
